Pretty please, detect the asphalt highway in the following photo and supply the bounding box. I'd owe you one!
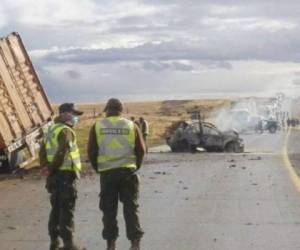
[1,130,300,250]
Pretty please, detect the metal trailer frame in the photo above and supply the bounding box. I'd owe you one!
[0,32,53,171]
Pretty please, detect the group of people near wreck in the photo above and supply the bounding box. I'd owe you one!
[286,118,300,128]
[40,99,149,250]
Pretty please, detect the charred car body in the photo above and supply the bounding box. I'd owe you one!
[166,120,244,153]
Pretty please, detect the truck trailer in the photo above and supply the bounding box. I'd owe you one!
[0,32,53,171]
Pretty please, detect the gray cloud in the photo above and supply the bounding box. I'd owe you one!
[142,61,194,71]
[2,0,300,101]
[35,32,300,65]
[65,70,81,79]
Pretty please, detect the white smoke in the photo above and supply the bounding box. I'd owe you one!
[209,94,292,133]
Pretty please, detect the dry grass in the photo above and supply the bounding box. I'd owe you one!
[61,99,233,154]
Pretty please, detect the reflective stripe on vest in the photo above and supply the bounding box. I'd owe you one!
[45,123,82,173]
[95,116,136,172]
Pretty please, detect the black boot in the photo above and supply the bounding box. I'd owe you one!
[106,240,116,250]
[60,240,86,250]
[50,238,60,250]
[129,239,141,250]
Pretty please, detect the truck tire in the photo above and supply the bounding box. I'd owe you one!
[7,149,25,172]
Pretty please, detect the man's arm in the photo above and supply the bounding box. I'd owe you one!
[47,128,71,172]
[87,124,98,172]
[39,140,48,167]
[134,124,146,170]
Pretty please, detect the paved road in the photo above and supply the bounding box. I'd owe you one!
[1,131,300,250]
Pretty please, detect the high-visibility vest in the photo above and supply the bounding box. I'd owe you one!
[45,123,82,173]
[95,116,137,172]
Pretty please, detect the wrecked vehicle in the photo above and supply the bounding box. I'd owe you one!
[0,33,53,171]
[166,120,244,153]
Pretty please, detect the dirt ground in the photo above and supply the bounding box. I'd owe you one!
[2,131,300,249]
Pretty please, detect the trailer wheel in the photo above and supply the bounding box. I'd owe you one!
[8,149,25,172]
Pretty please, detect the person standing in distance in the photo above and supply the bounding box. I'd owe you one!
[139,117,149,153]
[88,98,146,250]
[40,103,86,250]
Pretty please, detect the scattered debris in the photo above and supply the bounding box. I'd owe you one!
[154,171,169,175]
[249,156,262,161]
[229,164,236,168]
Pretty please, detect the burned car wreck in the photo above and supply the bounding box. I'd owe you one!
[166,120,244,153]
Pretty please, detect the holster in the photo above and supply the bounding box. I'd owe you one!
[46,174,57,194]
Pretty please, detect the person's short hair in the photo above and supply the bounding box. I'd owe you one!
[104,98,123,113]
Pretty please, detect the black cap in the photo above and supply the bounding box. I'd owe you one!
[58,103,83,116]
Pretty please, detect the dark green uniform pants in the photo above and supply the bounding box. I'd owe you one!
[47,172,77,242]
[99,168,144,241]
[143,135,148,153]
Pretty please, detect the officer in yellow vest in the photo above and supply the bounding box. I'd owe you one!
[39,103,86,250]
[88,98,146,250]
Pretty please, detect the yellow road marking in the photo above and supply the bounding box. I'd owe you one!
[282,128,300,192]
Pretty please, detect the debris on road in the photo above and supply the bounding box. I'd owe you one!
[249,156,262,161]
[154,171,169,175]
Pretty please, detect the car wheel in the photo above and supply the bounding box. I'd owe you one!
[170,145,179,152]
[268,126,277,133]
[178,139,191,152]
[225,141,242,153]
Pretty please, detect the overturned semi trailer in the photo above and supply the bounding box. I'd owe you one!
[0,32,53,171]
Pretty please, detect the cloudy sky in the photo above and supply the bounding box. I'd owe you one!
[1,0,300,102]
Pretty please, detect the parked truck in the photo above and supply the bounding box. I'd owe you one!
[0,32,53,172]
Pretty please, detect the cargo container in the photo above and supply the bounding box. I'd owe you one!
[0,32,53,171]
